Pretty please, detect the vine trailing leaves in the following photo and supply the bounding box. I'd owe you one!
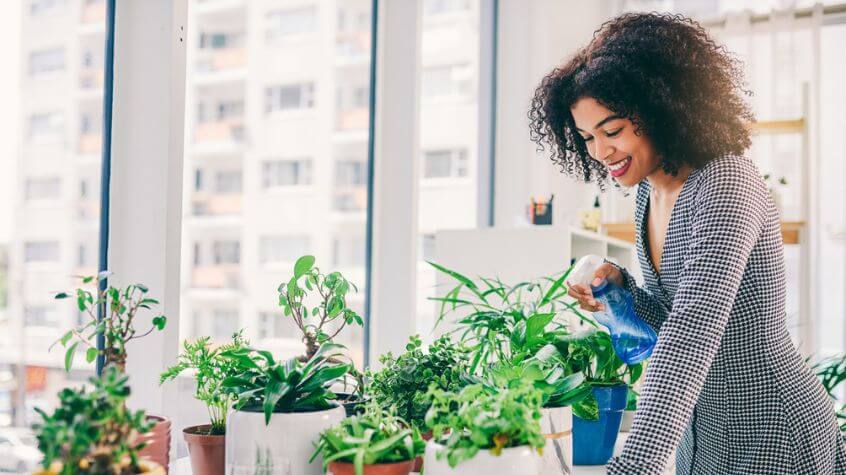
[424,383,546,468]
[159,330,249,435]
[53,272,166,373]
[367,335,469,429]
[277,255,363,360]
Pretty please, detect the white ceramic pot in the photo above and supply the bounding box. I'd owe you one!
[539,405,573,474]
[423,441,541,475]
[225,404,346,475]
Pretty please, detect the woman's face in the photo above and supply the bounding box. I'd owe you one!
[570,97,661,188]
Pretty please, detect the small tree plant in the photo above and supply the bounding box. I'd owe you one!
[277,255,362,360]
[53,272,166,373]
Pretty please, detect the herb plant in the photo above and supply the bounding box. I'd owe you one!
[277,255,363,360]
[34,367,153,475]
[424,383,545,468]
[53,272,167,372]
[367,335,468,428]
[310,402,425,475]
[159,331,248,435]
[220,342,351,424]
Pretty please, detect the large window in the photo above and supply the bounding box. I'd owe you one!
[1,0,103,432]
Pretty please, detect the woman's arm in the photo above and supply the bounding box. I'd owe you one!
[606,158,767,473]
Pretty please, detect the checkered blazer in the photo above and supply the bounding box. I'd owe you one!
[605,155,846,474]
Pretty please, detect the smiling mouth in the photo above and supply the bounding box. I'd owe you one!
[607,156,632,178]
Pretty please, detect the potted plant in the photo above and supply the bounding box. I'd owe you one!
[367,334,469,471]
[33,367,164,475]
[430,262,595,474]
[52,273,170,471]
[159,331,248,475]
[556,329,644,465]
[422,383,546,474]
[310,402,425,475]
[277,255,366,410]
[335,368,369,417]
[219,342,350,475]
[811,353,846,434]
[762,173,788,216]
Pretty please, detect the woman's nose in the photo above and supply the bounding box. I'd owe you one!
[594,137,614,163]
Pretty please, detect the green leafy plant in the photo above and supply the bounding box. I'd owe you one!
[428,261,593,373]
[34,367,154,475]
[220,342,351,424]
[367,335,468,429]
[277,255,363,360]
[424,383,545,468]
[811,353,846,434]
[52,272,167,372]
[469,343,592,409]
[554,328,643,419]
[310,402,425,475]
[159,330,248,435]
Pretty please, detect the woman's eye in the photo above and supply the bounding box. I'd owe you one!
[581,135,594,143]
[605,128,622,137]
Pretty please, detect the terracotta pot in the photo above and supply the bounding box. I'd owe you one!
[410,430,433,472]
[137,415,171,472]
[184,424,225,475]
[328,460,413,475]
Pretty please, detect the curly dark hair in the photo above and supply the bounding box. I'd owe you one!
[528,12,754,184]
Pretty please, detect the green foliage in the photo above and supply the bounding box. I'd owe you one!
[811,353,846,434]
[277,255,363,360]
[428,261,593,374]
[553,328,643,419]
[424,383,545,468]
[160,331,248,435]
[220,342,351,424]
[310,402,425,475]
[33,367,153,475]
[367,335,468,428]
[468,343,592,409]
[53,272,167,373]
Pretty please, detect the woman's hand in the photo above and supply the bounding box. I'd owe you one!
[567,262,624,312]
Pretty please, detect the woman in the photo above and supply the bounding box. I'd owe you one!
[529,12,846,474]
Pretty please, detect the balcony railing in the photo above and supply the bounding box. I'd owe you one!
[191,264,240,290]
[196,48,247,73]
[192,193,242,216]
[194,119,245,144]
[336,108,368,131]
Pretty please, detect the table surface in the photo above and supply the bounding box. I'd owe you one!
[173,432,675,474]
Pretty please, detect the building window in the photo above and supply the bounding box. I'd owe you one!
[212,240,240,265]
[215,169,242,193]
[199,31,244,49]
[421,64,472,99]
[197,100,244,123]
[212,309,239,339]
[77,243,89,267]
[24,241,60,263]
[25,177,61,201]
[28,112,65,143]
[332,236,365,267]
[265,83,315,113]
[24,306,56,328]
[79,179,89,199]
[259,236,310,265]
[266,7,318,41]
[334,160,366,186]
[29,48,65,76]
[422,149,468,179]
[193,242,202,267]
[262,159,313,188]
[30,0,67,16]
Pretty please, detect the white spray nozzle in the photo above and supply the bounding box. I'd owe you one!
[570,254,605,286]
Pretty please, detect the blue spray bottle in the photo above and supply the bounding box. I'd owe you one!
[571,255,657,365]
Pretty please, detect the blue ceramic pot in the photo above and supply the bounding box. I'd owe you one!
[572,384,629,465]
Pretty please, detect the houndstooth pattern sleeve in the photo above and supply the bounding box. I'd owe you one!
[605,158,768,474]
